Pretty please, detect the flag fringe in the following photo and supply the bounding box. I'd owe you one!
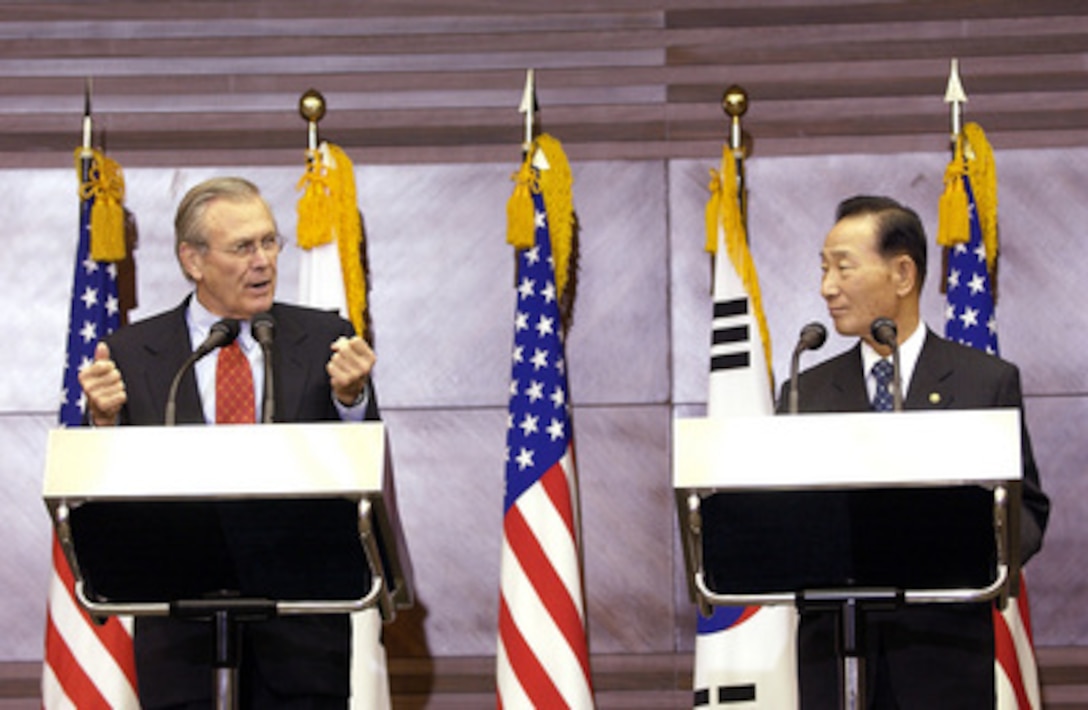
[705,145,774,388]
[296,142,369,338]
[507,134,575,304]
[937,122,998,274]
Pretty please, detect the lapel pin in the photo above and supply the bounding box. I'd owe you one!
[929,392,942,405]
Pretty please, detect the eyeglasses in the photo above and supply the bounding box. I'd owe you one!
[201,234,285,259]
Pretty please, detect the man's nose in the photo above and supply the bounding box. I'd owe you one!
[821,273,838,298]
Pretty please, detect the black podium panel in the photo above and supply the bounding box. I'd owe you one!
[69,498,371,604]
[701,485,996,595]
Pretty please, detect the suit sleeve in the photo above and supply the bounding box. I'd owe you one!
[998,365,1049,564]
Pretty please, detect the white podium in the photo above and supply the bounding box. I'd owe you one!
[42,421,412,709]
[674,409,1022,709]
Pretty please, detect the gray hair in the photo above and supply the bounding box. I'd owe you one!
[174,177,275,279]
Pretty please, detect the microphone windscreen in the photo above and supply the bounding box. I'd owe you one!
[870,317,898,347]
[799,322,827,351]
[210,318,241,344]
[251,312,276,346]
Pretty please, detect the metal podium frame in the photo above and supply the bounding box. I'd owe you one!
[674,409,1022,710]
[42,421,413,709]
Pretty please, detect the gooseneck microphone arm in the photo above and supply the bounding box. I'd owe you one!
[787,322,828,414]
[870,317,903,412]
[251,312,276,424]
[164,318,241,426]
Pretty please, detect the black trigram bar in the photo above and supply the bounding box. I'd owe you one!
[711,352,750,371]
[711,297,752,372]
[713,298,748,319]
[719,684,757,702]
[693,683,758,706]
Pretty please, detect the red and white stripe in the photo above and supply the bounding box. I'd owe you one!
[497,448,593,709]
[42,535,140,709]
[994,573,1041,710]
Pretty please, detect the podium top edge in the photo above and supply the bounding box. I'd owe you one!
[673,409,1022,491]
[43,421,388,501]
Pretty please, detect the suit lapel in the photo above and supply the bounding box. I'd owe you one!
[828,344,872,411]
[270,304,312,423]
[904,330,957,410]
[134,299,205,423]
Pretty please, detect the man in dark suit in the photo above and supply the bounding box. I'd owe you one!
[78,177,377,709]
[779,195,1049,708]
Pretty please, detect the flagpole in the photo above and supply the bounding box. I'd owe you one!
[944,58,967,154]
[722,85,749,230]
[81,78,93,184]
[519,68,538,158]
[940,60,968,292]
[299,88,325,151]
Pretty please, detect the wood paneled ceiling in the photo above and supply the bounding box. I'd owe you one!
[1,0,1086,167]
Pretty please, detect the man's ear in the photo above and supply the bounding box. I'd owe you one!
[178,242,202,282]
[892,254,917,296]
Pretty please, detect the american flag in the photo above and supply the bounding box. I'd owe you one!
[42,175,141,708]
[943,167,1041,710]
[944,176,998,354]
[496,190,594,708]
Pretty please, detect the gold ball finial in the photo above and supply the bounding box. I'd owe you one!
[299,89,327,123]
[721,85,748,119]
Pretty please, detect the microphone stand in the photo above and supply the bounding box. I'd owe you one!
[788,322,827,414]
[251,313,276,424]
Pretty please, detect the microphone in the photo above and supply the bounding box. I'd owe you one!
[787,321,827,414]
[870,317,903,411]
[164,318,240,426]
[251,312,276,424]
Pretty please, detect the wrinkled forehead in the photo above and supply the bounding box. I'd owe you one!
[203,197,277,243]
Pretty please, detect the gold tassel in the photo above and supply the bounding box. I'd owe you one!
[506,153,536,251]
[296,142,368,338]
[937,134,970,248]
[963,122,998,273]
[708,145,775,388]
[296,147,335,250]
[75,148,126,262]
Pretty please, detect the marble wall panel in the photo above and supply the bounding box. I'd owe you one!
[0,414,54,659]
[1021,396,1088,645]
[575,404,675,654]
[377,408,507,657]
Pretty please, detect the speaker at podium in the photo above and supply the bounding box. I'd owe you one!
[42,421,413,708]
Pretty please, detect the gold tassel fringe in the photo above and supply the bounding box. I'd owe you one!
[75,148,126,262]
[937,122,998,273]
[506,133,575,304]
[296,142,368,338]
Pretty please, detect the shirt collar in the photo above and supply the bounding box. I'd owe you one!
[860,320,926,398]
[185,293,255,353]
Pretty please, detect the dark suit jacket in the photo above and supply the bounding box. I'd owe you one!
[776,329,1049,708]
[104,297,379,708]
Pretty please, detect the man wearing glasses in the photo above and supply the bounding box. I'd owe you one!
[78,176,377,709]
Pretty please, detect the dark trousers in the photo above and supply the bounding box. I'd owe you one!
[798,603,995,709]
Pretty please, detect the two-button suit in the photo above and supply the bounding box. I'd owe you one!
[104,296,379,709]
[777,329,1049,708]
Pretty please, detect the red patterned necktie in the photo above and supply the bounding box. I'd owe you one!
[216,340,255,424]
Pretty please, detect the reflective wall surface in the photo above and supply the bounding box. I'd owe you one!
[2,148,1085,661]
